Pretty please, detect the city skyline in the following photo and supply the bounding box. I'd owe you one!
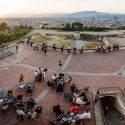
[0,0,125,18]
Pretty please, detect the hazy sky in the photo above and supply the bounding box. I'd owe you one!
[0,0,125,17]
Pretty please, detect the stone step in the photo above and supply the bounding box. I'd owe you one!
[0,50,13,60]
[105,107,125,125]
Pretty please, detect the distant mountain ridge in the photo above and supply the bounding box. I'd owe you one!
[35,11,125,18]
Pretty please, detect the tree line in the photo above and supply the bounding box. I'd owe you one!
[42,22,125,31]
[62,22,111,31]
[0,22,33,44]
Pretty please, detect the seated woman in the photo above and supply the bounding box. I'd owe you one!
[25,86,33,96]
[1,102,8,112]
[69,104,80,113]
[70,84,77,93]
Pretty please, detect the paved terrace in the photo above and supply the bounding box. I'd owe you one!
[0,43,125,125]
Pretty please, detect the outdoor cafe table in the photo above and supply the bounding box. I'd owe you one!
[61,113,78,125]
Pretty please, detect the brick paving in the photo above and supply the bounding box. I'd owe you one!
[0,44,125,125]
[67,50,125,73]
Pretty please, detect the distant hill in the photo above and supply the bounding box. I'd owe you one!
[34,11,125,19]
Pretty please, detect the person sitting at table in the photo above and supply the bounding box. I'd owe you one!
[65,76,72,84]
[31,109,37,120]
[51,74,58,82]
[70,84,77,93]
[0,97,3,104]
[27,110,32,120]
[1,102,8,112]
[47,80,54,89]
[15,100,25,110]
[56,80,64,92]
[83,96,90,106]
[84,110,91,119]
[69,104,80,113]
[34,70,38,81]
[75,97,84,105]
[7,94,15,104]
[35,105,42,117]
[6,91,15,104]
[16,108,25,121]
[25,86,33,96]
[73,91,80,100]
[76,110,91,120]
[17,81,25,90]
[16,92,23,101]
[27,98,36,111]
[43,68,47,80]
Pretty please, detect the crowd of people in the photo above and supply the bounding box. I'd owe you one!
[95,44,119,53]
[0,76,42,122]
[27,39,121,56]
[15,97,42,121]
[34,68,48,82]
[0,61,93,125]
[27,41,86,55]
[48,74,92,125]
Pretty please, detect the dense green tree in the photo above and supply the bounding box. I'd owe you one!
[0,22,8,31]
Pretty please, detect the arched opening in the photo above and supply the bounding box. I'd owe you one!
[101,96,115,108]
[100,96,125,125]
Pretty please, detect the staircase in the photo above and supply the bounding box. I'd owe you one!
[0,50,13,60]
[105,107,125,125]
[94,87,125,125]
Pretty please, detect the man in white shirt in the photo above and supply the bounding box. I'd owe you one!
[51,74,57,81]
[16,108,25,121]
[76,97,83,105]
[76,110,91,120]
[84,110,91,119]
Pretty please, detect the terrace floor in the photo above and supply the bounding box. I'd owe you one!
[0,43,125,125]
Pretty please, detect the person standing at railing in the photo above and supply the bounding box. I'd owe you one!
[67,45,71,53]
[80,46,84,54]
[16,45,19,53]
[61,46,64,52]
[44,44,47,56]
